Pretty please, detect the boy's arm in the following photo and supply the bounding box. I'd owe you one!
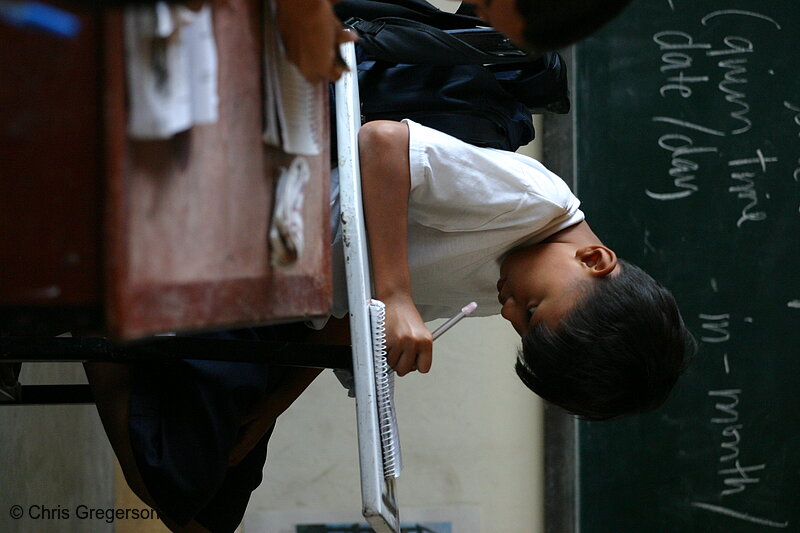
[275,0,357,83]
[358,121,432,376]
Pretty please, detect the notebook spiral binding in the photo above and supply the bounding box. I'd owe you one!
[369,299,403,479]
[262,0,322,156]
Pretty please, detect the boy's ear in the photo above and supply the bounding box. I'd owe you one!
[576,245,618,277]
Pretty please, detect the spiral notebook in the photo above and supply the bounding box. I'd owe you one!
[369,299,403,479]
[262,0,322,155]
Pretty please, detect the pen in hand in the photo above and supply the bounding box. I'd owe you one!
[431,302,478,341]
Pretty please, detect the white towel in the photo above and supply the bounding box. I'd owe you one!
[269,157,311,267]
[124,2,218,139]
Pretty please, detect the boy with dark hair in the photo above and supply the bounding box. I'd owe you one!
[351,119,694,422]
[515,259,693,420]
[460,0,634,51]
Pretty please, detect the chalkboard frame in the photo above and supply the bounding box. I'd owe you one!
[541,45,578,533]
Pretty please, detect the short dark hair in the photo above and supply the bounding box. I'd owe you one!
[515,0,634,51]
[515,259,695,421]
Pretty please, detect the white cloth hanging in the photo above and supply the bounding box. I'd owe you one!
[269,156,311,266]
[124,2,219,139]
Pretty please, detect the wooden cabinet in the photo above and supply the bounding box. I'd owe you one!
[0,0,332,339]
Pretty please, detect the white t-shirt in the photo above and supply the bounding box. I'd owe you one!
[324,119,584,324]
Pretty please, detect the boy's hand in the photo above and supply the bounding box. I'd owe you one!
[276,0,357,83]
[382,293,433,376]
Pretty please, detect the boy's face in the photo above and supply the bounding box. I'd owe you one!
[497,243,619,335]
[459,0,527,48]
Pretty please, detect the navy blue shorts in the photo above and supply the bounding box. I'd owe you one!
[128,331,285,532]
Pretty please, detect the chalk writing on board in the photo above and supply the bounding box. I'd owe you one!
[652,30,758,133]
[727,149,775,227]
[691,313,789,528]
[785,101,800,136]
[711,37,753,135]
[708,389,768,498]
[700,313,730,343]
[646,8,790,233]
[700,313,730,373]
[653,31,710,99]
[646,132,717,200]
[785,101,800,184]
[651,116,725,137]
[701,9,782,30]
[646,118,723,201]
[690,502,789,529]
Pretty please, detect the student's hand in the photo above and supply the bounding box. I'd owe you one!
[382,293,433,376]
[276,0,358,83]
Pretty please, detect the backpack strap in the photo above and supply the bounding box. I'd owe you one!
[345,16,533,65]
[335,0,482,29]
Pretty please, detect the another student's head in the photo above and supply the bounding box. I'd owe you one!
[460,0,634,52]
[498,245,694,420]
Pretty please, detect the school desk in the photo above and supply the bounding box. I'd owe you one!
[0,0,332,340]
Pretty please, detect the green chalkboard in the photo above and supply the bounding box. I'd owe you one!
[574,1,800,532]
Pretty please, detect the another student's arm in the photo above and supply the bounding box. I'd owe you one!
[276,0,357,83]
[358,121,433,376]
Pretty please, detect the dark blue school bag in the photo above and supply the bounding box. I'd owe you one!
[335,0,570,152]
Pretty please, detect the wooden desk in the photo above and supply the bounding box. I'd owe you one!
[0,0,332,339]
